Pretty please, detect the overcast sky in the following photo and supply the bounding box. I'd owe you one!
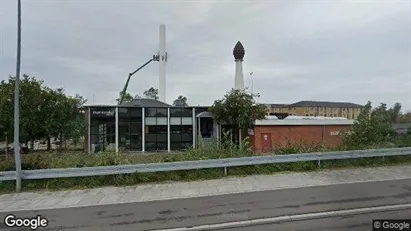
[1,0,410,110]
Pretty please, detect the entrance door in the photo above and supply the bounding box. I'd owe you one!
[261,133,272,153]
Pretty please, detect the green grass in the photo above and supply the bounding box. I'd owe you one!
[0,155,410,194]
[0,136,410,194]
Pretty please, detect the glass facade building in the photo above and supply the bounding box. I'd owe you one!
[86,105,213,153]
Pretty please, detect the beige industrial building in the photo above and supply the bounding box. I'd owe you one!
[266,101,364,120]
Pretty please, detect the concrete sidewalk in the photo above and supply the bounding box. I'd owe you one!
[1,165,411,212]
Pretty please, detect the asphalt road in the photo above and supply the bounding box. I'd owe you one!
[1,179,411,231]
[225,209,411,231]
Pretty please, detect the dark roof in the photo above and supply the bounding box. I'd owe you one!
[288,101,363,108]
[120,98,171,107]
[267,104,288,108]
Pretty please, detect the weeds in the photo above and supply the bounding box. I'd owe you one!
[0,131,410,193]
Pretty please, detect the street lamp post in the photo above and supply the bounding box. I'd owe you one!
[14,0,22,192]
[249,72,254,94]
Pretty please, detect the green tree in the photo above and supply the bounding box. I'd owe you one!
[0,75,86,152]
[173,95,188,106]
[343,101,395,148]
[143,87,159,100]
[210,89,267,143]
[116,91,134,104]
[387,102,402,123]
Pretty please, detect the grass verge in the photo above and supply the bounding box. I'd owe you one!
[1,155,410,194]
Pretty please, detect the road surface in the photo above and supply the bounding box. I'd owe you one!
[1,179,410,230]
[225,209,411,231]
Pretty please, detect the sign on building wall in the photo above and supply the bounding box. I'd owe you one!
[330,131,340,136]
[90,108,115,117]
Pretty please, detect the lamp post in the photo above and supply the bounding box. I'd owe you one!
[249,72,254,94]
[14,0,22,192]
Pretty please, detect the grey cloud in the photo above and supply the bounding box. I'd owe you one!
[0,0,410,110]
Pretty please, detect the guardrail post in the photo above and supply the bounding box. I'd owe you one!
[317,155,321,169]
[224,167,228,176]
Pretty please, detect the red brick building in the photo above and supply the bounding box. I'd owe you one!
[251,116,354,153]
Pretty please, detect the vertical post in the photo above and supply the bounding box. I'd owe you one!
[14,0,22,193]
[322,124,325,148]
[88,107,91,153]
[159,24,166,103]
[142,107,145,152]
[192,108,196,149]
[198,118,201,146]
[167,107,170,153]
[115,107,119,153]
[224,167,228,176]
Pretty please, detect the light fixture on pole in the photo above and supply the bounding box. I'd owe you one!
[14,0,23,192]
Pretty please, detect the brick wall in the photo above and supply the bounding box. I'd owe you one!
[252,125,351,153]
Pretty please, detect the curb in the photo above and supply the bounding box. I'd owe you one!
[152,203,411,231]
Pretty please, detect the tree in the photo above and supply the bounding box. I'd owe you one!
[143,87,159,100]
[173,95,188,106]
[116,91,134,104]
[210,89,267,143]
[343,101,395,148]
[387,102,402,123]
[398,112,411,123]
[0,74,87,152]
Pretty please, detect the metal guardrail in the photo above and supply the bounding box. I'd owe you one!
[1,147,411,181]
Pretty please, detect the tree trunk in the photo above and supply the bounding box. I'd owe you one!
[47,137,51,151]
[5,133,8,160]
[239,128,242,146]
[29,136,34,152]
[59,132,63,152]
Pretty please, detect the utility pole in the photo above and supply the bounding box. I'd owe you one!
[14,0,22,192]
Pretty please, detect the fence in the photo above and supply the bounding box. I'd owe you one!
[1,147,411,182]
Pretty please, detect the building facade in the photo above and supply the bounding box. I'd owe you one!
[266,101,363,120]
[84,100,216,153]
[252,117,354,153]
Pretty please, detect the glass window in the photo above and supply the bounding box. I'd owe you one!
[157,134,167,142]
[156,125,167,133]
[145,108,157,117]
[157,117,168,125]
[171,134,182,142]
[157,142,167,150]
[181,134,192,142]
[156,108,168,117]
[118,108,129,117]
[145,117,157,125]
[170,117,182,125]
[130,108,142,117]
[171,142,183,149]
[171,125,181,134]
[181,108,192,117]
[170,108,181,117]
[118,122,129,134]
[145,134,156,142]
[182,117,193,125]
[130,122,142,134]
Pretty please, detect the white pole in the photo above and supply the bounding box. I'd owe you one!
[192,108,196,149]
[167,107,170,153]
[159,24,166,103]
[115,107,119,153]
[88,108,91,153]
[14,0,22,193]
[142,107,145,152]
[235,61,244,90]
